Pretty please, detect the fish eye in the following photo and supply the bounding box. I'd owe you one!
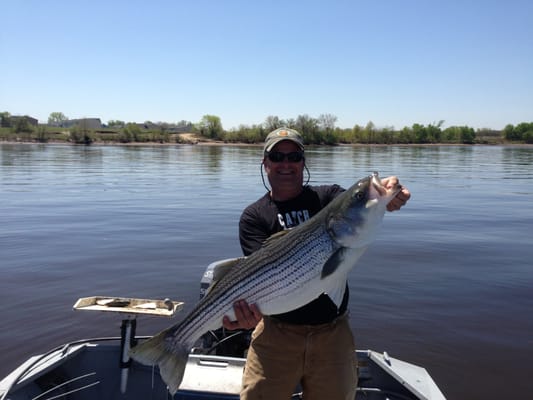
[353,191,365,200]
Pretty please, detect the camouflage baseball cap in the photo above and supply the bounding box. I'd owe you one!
[263,128,305,153]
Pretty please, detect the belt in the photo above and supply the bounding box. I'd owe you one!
[266,312,349,333]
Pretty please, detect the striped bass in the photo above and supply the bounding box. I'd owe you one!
[129,172,402,394]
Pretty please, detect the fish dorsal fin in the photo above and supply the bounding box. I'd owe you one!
[206,257,244,295]
[321,247,346,279]
[212,257,243,281]
[262,229,291,247]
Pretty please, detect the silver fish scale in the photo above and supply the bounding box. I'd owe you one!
[171,223,338,345]
[223,232,333,308]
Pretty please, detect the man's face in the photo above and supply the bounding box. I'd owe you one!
[263,140,305,190]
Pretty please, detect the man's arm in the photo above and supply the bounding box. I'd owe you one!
[239,206,271,256]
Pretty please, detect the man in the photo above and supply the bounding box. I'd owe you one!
[223,127,411,399]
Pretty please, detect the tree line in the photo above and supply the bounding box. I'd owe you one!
[1,111,532,145]
[196,114,533,145]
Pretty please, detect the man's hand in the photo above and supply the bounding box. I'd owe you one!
[222,300,263,330]
[382,176,411,212]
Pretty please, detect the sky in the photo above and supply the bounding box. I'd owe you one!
[1,0,532,131]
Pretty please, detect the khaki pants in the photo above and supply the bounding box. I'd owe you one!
[241,314,357,400]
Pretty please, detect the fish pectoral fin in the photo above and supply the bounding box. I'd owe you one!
[207,257,245,295]
[321,247,345,279]
[326,282,347,308]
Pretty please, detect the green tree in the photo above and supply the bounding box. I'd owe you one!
[514,122,533,141]
[264,116,283,133]
[443,126,459,142]
[361,121,375,144]
[0,111,11,127]
[48,112,68,126]
[503,124,514,140]
[318,114,337,132]
[342,124,363,143]
[70,123,93,144]
[197,115,223,139]
[376,126,395,144]
[120,123,142,142]
[460,126,476,144]
[285,118,296,129]
[412,123,428,143]
[108,120,125,128]
[225,124,265,143]
[443,126,475,144]
[398,126,415,143]
[426,121,443,143]
[295,114,319,143]
[14,117,33,133]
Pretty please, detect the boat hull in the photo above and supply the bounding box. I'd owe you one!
[0,337,445,400]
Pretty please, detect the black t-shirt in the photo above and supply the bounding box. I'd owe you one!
[238,185,349,325]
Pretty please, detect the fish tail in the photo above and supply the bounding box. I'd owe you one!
[129,331,190,394]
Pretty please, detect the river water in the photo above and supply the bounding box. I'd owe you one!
[1,143,532,399]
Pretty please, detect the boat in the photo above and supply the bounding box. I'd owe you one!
[0,261,446,400]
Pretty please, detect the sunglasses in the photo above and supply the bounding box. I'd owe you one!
[266,151,305,163]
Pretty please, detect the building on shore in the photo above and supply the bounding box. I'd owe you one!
[55,118,103,130]
[2,115,39,127]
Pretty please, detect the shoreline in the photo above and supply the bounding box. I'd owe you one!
[1,139,530,148]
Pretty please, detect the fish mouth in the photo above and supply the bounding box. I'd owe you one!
[370,172,402,197]
[371,173,388,197]
[366,172,402,208]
